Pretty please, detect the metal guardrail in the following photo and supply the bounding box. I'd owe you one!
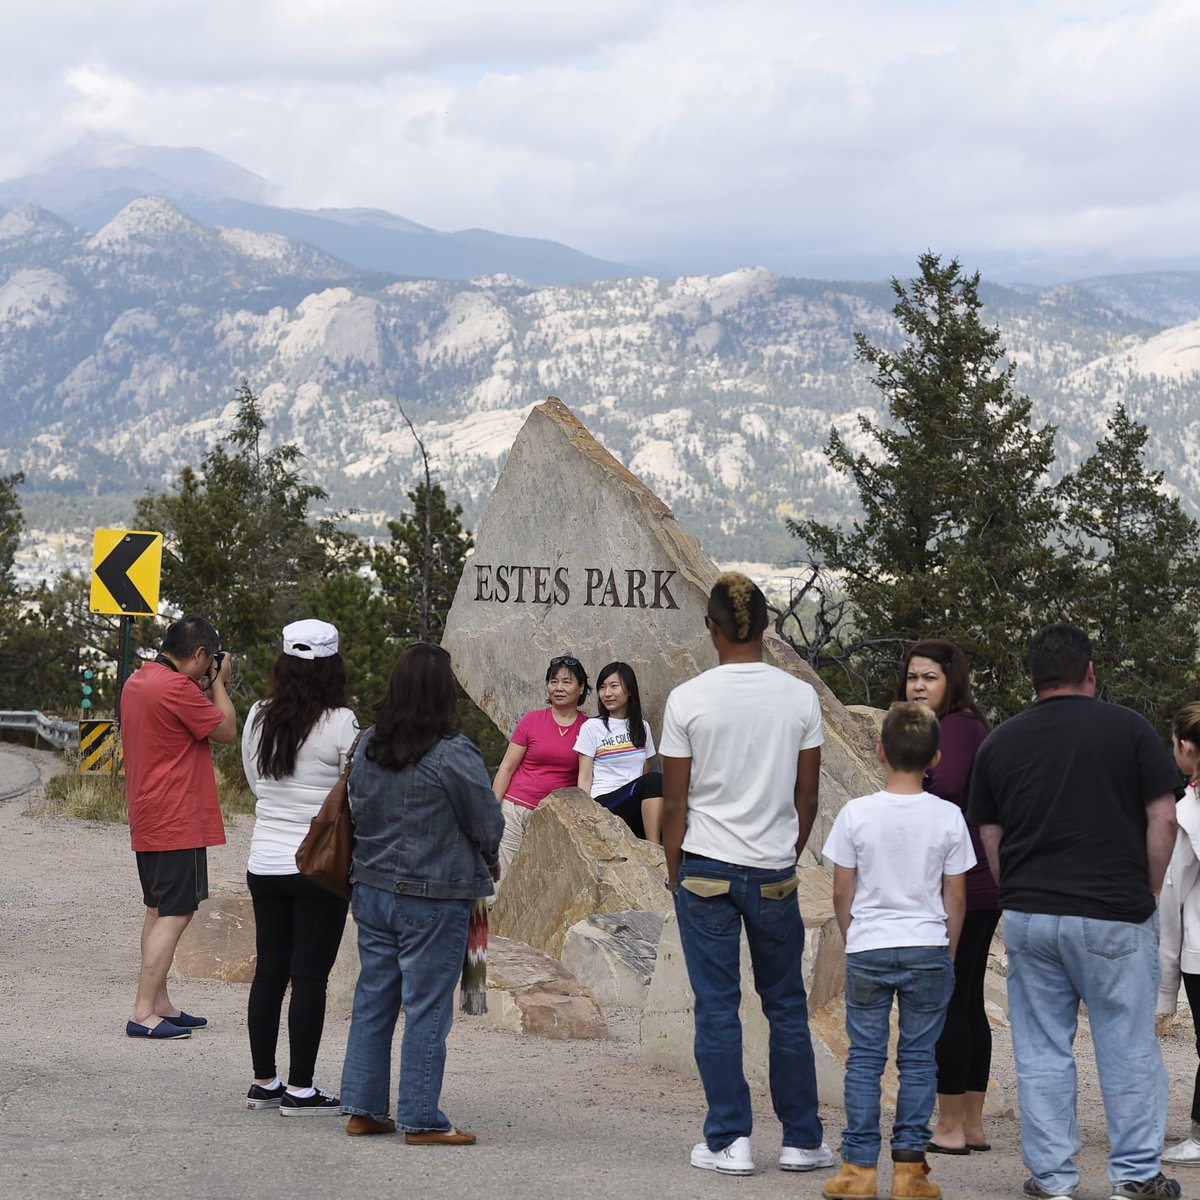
[0,710,78,751]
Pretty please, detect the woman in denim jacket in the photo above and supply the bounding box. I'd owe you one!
[339,643,504,1143]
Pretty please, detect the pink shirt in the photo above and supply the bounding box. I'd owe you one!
[505,707,588,809]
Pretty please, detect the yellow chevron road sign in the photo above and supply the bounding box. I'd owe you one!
[90,529,163,616]
[79,720,123,774]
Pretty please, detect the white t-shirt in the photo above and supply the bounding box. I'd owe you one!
[659,662,824,869]
[574,716,656,798]
[822,790,976,953]
[242,703,359,875]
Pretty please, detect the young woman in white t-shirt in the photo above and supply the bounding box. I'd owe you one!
[575,661,664,843]
[241,619,358,1115]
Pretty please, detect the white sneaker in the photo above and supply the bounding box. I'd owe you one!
[780,1143,835,1171]
[691,1136,755,1174]
[1163,1136,1200,1165]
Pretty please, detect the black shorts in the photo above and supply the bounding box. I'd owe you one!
[595,772,664,840]
[136,848,209,917]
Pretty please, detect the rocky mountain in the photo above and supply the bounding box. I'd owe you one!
[1,195,1198,563]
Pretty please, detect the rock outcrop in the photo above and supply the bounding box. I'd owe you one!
[472,936,607,1040]
[561,909,668,1008]
[492,789,667,959]
[170,893,257,985]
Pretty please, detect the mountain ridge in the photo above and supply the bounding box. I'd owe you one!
[0,139,635,286]
[3,194,1198,562]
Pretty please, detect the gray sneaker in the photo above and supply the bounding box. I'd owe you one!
[1023,1177,1074,1200]
[1109,1173,1182,1200]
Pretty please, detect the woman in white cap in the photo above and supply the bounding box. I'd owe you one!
[241,619,358,1115]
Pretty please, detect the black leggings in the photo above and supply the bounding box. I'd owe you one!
[595,771,663,840]
[935,907,1000,1094]
[246,871,349,1088]
[1182,973,1200,1123]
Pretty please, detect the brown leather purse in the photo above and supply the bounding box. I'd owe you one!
[295,733,362,899]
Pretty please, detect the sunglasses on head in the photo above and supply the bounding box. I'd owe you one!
[549,655,581,670]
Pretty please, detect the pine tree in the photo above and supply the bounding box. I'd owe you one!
[370,480,503,769]
[1057,403,1200,731]
[134,382,363,693]
[790,253,1060,716]
[304,571,394,721]
[372,483,473,646]
[0,471,23,596]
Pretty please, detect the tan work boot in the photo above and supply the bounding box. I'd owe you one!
[823,1161,879,1198]
[890,1153,940,1199]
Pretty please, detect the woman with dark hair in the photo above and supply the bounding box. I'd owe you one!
[575,661,665,843]
[242,618,357,1115]
[896,639,997,1155]
[339,643,503,1142]
[491,655,590,883]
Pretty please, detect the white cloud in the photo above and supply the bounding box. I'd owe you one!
[1,0,1198,277]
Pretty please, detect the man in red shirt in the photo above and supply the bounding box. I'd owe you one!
[121,614,237,1039]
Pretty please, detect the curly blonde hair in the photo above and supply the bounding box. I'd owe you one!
[708,571,768,643]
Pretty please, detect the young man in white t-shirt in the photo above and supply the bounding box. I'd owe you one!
[820,702,974,1200]
[661,572,832,1178]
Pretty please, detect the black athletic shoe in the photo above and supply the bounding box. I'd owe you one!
[280,1087,341,1116]
[1109,1175,1182,1200]
[246,1082,286,1110]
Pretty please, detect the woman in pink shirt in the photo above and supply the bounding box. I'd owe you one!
[491,655,591,885]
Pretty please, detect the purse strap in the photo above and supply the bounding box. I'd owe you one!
[342,731,364,779]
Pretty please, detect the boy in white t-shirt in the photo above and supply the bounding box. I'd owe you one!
[820,702,974,1200]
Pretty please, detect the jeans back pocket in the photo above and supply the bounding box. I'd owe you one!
[680,877,732,898]
[759,875,799,901]
[1082,917,1138,960]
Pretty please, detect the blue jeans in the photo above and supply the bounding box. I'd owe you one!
[1004,910,1167,1194]
[841,946,953,1165]
[673,856,823,1152]
[339,883,470,1132]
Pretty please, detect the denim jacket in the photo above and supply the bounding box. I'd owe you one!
[348,730,504,899]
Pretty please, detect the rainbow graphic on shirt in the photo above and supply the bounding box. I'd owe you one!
[594,737,641,767]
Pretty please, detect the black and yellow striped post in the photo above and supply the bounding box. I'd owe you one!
[79,720,123,775]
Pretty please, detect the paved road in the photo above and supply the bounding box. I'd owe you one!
[0,745,39,802]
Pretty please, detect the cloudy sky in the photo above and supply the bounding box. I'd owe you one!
[2,0,1197,280]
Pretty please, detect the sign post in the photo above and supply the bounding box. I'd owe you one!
[90,529,163,718]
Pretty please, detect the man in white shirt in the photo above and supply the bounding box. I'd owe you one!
[661,571,832,1178]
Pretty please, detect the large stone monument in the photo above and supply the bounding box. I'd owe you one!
[442,396,881,850]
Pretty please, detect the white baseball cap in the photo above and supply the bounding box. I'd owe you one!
[282,618,340,659]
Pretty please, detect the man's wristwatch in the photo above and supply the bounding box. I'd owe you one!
[665,879,678,895]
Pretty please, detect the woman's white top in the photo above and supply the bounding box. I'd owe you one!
[1158,783,1200,1014]
[242,703,359,875]
[574,715,655,798]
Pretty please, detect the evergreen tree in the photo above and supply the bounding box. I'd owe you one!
[304,571,394,721]
[790,253,1060,717]
[370,462,504,770]
[0,471,23,596]
[0,572,119,713]
[1057,403,1200,731]
[134,382,363,695]
[373,482,473,646]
